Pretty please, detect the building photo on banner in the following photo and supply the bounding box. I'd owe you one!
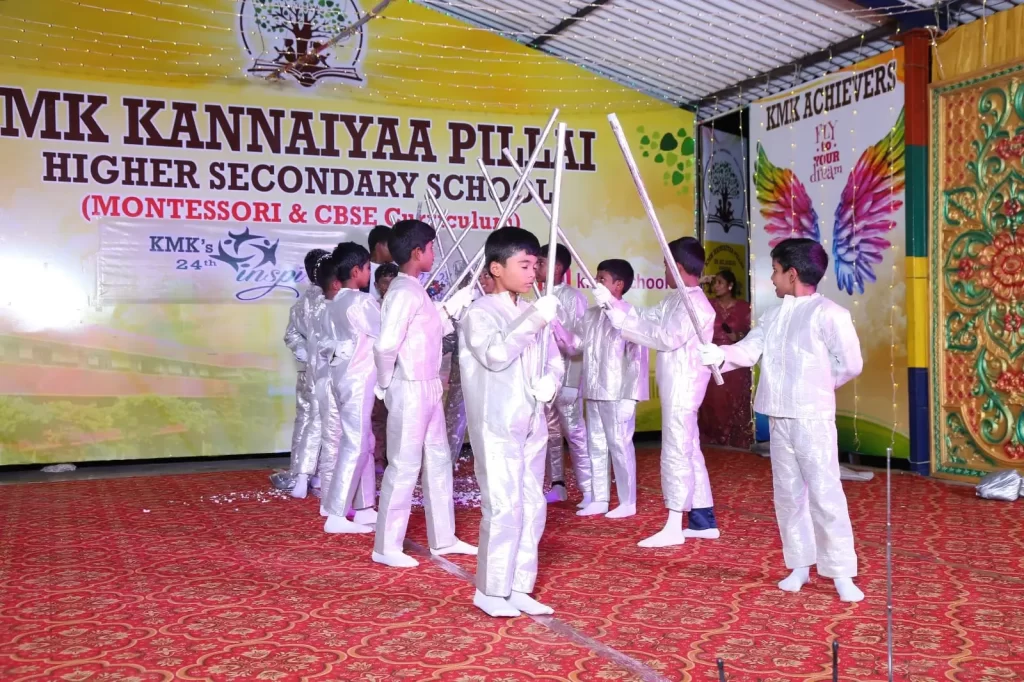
[0,0,695,466]
[748,49,909,459]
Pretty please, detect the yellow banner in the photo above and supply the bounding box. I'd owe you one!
[0,1,695,464]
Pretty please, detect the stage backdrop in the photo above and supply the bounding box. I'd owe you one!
[748,49,910,459]
[0,0,695,465]
[931,60,1024,480]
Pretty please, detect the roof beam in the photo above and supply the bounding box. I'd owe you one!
[528,0,614,49]
[689,18,899,110]
[846,0,973,30]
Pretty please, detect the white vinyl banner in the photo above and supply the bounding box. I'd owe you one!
[97,219,485,304]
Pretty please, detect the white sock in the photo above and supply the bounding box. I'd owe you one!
[324,515,373,534]
[605,503,636,519]
[290,474,309,499]
[507,591,553,615]
[371,551,419,568]
[430,539,477,556]
[834,577,864,602]
[310,475,321,489]
[474,590,520,617]
[638,510,685,548]
[352,508,377,525]
[779,567,811,593]
[576,501,609,517]
[576,492,593,509]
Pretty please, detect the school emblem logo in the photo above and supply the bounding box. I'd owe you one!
[239,0,366,87]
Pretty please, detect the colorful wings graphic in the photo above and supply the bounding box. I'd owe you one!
[754,108,906,295]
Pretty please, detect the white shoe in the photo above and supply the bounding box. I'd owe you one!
[371,551,419,568]
[637,528,686,548]
[605,504,636,519]
[352,508,378,525]
[576,501,609,517]
[430,539,477,556]
[507,591,553,615]
[575,493,593,509]
[474,590,520,617]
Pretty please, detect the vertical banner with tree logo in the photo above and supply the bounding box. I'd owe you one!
[700,127,749,300]
[0,0,695,465]
[748,50,910,458]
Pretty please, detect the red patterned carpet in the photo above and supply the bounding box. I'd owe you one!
[1,448,1022,681]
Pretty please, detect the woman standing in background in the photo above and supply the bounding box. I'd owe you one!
[698,270,753,449]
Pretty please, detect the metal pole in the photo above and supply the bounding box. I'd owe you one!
[423,218,477,290]
[476,159,542,299]
[440,110,560,304]
[501,150,603,302]
[886,446,894,682]
[607,113,723,385]
[425,191,485,296]
[716,658,726,682]
[539,123,567,372]
[832,640,839,682]
[422,196,453,286]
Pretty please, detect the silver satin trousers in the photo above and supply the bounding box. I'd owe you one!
[315,376,341,493]
[545,388,591,494]
[473,405,548,597]
[288,370,310,473]
[660,406,714,512]
[321,384,377,517]
[445,380,468,465]
[374,378,457,554]
[292,372,323,477]
[769,417,857,578]
[585,399,638,506]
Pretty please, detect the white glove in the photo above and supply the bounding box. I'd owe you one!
[529,373,558,403]
[533,295,561,323]
[698,343,726,367]
[374,384,387,401]
[604,305,626,329]
[592,283,614,307]
[441,285,474,318]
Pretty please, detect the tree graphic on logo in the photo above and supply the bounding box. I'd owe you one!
[706,161,746,233]
[249,0,355,87]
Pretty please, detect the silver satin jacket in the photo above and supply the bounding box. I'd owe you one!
[322,289,381,393]
[723,293,863,420]
[459,292,565,437]
[306,292,330,384]
[618,286,715,413]
[374,272,454,387]
[551,284,587,390]
[283,285,322,368]
[575,298,650,402]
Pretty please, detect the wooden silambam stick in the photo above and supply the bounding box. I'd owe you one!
[607,113,723,386]
[539,123,568,368]
[424,191,485,296]
[476,159,541,300]
[440,109,560,304]
[501,150,604,307]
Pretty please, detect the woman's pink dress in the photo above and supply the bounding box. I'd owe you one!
[698,298,753,449]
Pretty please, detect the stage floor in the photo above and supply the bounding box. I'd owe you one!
[1,448,1021,681]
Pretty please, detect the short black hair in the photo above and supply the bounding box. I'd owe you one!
[304,249,329,282]
[485,226,540,271]
[315,253,338,290]
[540,243,571,271]
[716,269,741,297]
[597,258,635,294]
[331,242,370,284]
[771,238,828,286]
[389,220,436,266]
[368,225,392,254]
[668,236,705,278]
[375,262,399,283]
